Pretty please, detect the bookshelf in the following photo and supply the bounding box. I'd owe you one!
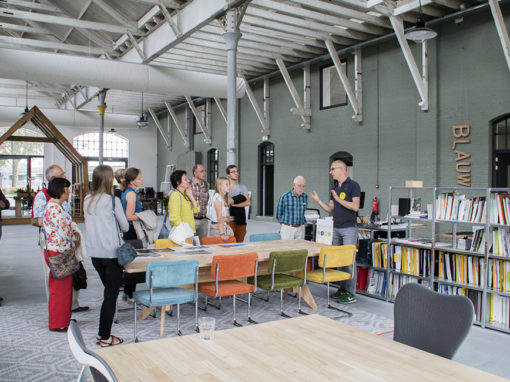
[357,186,510,334]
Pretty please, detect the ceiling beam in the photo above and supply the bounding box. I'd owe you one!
[125,0,182,8]
[0,21,51,34]
[0,8,140,34]
[392,0,445,17]
[119,0,248,64]
[0,35,109,55]
[0,0,63,13]
[91,0,138,30]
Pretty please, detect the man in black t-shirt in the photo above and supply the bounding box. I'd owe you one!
[309,160,361,304]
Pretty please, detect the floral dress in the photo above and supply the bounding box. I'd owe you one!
[43,202,73,252]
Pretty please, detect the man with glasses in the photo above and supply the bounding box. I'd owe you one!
[191,164,209,240]
[309,160,360,304]
[32,164,89,312]
[276,176,308,240]
[226,165,250,243]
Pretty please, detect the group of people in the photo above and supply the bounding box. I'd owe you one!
[0,157,360,342]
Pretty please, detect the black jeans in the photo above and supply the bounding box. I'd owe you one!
[92,257,124,340]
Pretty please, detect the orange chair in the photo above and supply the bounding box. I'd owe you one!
[201,236,236,245]
[198,252,258,326]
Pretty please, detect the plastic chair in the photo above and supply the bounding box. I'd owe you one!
[249,233,281,242]
[248,250,308,318]
[67,321,118,382]
[154,238,180,248]
[202,236,236,245]
[393,283,474,359]
[133,260,199,340]
[297,245,356,317]
[199,252,258,326]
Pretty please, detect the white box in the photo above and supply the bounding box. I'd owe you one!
[315,217,334,245]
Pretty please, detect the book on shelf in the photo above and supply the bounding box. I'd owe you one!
[487,259,510,293]
[470,228,486,253]
[435,193,487,222]
[436,252,484,286]
[491,193,510,225]
[486,293,510,329]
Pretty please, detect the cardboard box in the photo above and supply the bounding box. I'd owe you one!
[405,180,423,188]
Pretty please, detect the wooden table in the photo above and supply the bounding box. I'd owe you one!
[95,314,505,382]
[127,239,325,312]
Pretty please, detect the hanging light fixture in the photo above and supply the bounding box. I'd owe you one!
[136,92,149,128]
[405,0,437,42]
[108,128,117,133]
[20,81,29,116]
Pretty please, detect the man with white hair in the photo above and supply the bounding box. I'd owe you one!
[32,164,89,312]
[276,176,308,240]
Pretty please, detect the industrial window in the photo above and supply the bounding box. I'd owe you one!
[320,63,348,110]
[207,148,219,186]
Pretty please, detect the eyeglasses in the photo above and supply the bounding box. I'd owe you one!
[330,167,341,171]
[229,170,239,174]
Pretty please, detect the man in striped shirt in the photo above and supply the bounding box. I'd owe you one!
[276,176,308,240]
[191,164,209,240]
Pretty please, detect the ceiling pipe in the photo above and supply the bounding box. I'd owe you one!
[0,48,246,98]
[0,105,139,129]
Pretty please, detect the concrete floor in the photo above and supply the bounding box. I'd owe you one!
[0,220,509,379]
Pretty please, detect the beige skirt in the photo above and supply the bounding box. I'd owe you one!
[208,222,234,237]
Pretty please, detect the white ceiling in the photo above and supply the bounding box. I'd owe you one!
[0,0,484,119]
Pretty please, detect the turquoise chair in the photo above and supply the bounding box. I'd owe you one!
[248,250,308,318]
[249,233,282,242]
[133,260,199,340]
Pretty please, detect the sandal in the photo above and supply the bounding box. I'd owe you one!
[97,335,124,347]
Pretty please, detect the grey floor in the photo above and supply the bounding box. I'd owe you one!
[0,219,509,380]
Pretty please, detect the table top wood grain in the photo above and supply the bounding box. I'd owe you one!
[95,314,505,382]
[125,239,325,274]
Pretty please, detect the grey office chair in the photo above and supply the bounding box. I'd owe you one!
[393,283,474,359]
[67,321,119,382]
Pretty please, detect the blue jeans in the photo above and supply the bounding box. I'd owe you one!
[332,226,358,294]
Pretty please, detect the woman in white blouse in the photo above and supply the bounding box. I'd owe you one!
[84,165,129,347]
[207,177,234,242]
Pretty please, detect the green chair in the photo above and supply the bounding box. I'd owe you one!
[248,249,308,318]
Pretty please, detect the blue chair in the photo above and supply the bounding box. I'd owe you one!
[249,233,282,242]
[133,260,199,340]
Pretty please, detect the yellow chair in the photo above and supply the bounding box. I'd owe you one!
[298,245,356,317]
[154,239,180,248]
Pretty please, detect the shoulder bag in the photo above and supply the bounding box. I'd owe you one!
[112,195,137,266]
[43,220,80,279]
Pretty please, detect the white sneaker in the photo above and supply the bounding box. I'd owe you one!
[126,297,135,305]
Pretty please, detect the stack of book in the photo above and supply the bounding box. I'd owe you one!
[491,193,510,225]
[486,294,510,329]
[388,275,430,299]
[492,228,510,257]
[436,252,484,286]
[366,269,387,296]
[470,229,486,253]
[435,193,487,222]
[371,242,388,268]
[390,245,431,276]
[487,259,510,292]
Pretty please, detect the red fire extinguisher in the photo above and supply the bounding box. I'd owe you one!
[372,197,379,214]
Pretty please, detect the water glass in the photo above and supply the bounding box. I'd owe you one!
[199,317,215,340]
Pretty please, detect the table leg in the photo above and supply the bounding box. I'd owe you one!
[140,306,156,320]
[293,284,317,310]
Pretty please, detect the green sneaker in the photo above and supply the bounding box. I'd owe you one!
[330,289,347,299]
[336,293,357,304]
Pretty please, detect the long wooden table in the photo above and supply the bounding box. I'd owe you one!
[127,239,325,311]
[95,314,505,381]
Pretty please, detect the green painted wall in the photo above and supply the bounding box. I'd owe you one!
[157,7,510,220]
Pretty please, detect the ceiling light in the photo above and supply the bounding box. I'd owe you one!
[405,0,437,42]
[109,128,117,133]
[137,92,149,128]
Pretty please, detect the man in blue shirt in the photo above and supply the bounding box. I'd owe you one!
[310,160,360,304]
[276,176,308,240]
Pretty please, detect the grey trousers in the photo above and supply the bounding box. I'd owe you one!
[332,226,358,294]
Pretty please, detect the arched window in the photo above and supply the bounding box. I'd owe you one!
[73,132,128,179]
[492,114,510,187]
[258,142,274,216]
[207,148,219,187]
[0,127,44,209]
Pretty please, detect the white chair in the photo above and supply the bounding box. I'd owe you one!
[67,321,118,382]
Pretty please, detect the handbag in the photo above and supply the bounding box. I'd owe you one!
[112,195,137,266]
[72,262,88,290]
[44,235,80,279]
[158,208,170,239]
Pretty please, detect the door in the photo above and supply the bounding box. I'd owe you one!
[258,142,274,216]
